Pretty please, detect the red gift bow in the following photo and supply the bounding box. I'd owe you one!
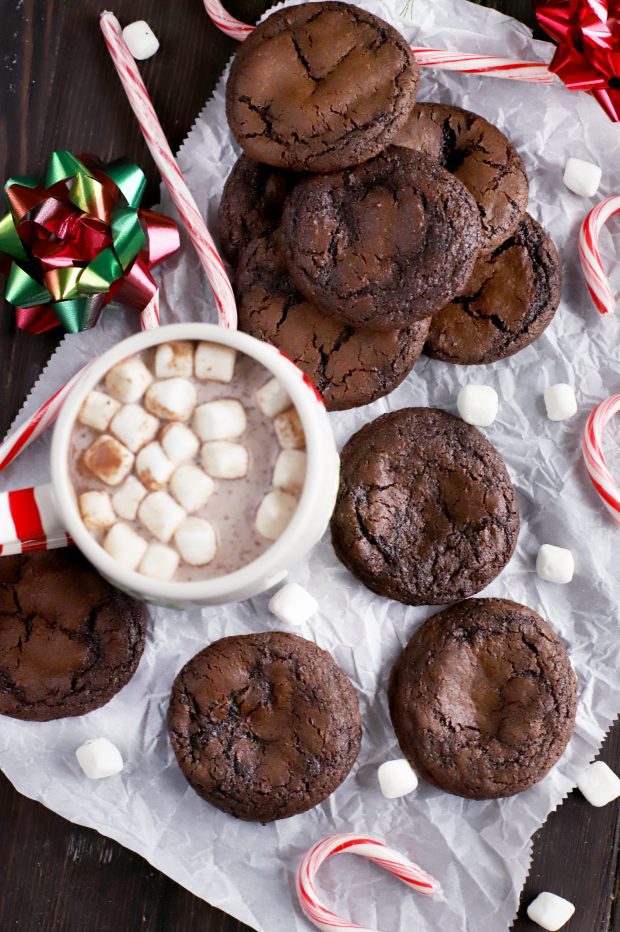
[536,0,620,121]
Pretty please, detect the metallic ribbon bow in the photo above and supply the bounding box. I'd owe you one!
[536,0,620,122]
[0,150,180,334]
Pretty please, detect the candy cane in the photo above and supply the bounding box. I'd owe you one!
[204,0,253,39]
[579,196,620,315]
[0,484,70,556]
[296,835,441,931]
[582,394,620,525]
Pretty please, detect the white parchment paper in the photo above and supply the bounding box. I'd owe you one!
[2,0,620,928]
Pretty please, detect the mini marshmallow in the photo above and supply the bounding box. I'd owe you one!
[138,491,186,543]
[75,737,124,780]
[83,435,134,486]
[274,408,305,449]
[78,390,120,432]
[174,517,217,566]
[536,544,574,584]
[111,476,147,521]
[377,759,419,799]
[103,522,148,570]
[273,449,306,494]
[79,491,116,531]
[193,399,246,441]
[170,463,215,512]
[110,403,159,452]
[195,342,237,382]
[160,421,200,464]
[577,760,620,807]
[122,20,160,60]
[527,892,575,931]
[201,441,249,479]
[145,378,197,422]
[256,377,292,418]
[104,356,153,403]
[268,582,318,625]
[457,384,498,427]
[154,341,194,379]
[563,156,602,198]
[256,490,297,540]
[135,441,176,491]
[544,383,577,422]
[139,543,179,582]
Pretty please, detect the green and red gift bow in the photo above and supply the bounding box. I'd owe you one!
[0,150,179,334]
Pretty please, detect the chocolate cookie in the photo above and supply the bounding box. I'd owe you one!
[225,2,419,173]
[236,234,430,410]
[395,102,529,253]
[167,631,361,822]
[388,599,577,799]
[330,408,520,605]
[425,214,562,365]
[0,549,148,722]
[281,148,482,330]
[218,155,295,264]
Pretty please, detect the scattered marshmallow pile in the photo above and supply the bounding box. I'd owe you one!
[456,382,578,428]
[75,341,306,581]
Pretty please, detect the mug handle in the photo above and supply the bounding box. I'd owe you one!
[0,484,71,555]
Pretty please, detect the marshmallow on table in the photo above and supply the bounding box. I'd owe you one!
[110,403,159,453]
[122,20,160,60]
[563,156,602,198]
[577,760,620,807]
[79,491,116,531]
[274,408,305,449]
[105,356,153,403]
[377,759,419,799]
[536,544,574,584]
[139,543,179,581]
[145,378,197,422]
[273,449,306,494]
[527,892,575,931]
[76,737,124,780]
[103,522,148,570]
[160,421,200,464]
[201,441,249,479]
[83,435,134,486]
[193,399,246,441]
[138,491,185,543]
[154,341,194,379]
[544,384,577,422]
[268,582,317,625]
[174,517,217,566]
[195,342,236,382]
[135,441,176,491]
[78,390,120,432]
[256,377,292,418]
[170,463,215,512]
[457,384,498,427]
[256,490,297,540]
[111,476,147,521]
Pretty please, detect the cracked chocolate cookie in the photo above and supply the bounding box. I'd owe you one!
[395,102,529,254]
[236,234,430,410]
[225,1,419,173]
[281,147,482,330]
[330,407,520,605]
[0,549,148,722]
[218,155,295,264]
[167,631,361,822]
[388,598,577,799]
[425,213,562,365]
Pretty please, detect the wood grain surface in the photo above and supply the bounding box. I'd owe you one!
[1,1,619,930]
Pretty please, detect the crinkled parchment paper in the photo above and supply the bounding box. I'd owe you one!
[1,0,620,928]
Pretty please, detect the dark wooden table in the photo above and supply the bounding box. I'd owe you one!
[1,1,619,929]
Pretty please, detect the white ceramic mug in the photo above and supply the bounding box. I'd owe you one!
[0,323,340,608]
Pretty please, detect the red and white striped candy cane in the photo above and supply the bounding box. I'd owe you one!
[296,835,441,931]
[582,394,620,525]
[100,11,237,331]
[0,484,70,556]
[579,196,620,315]
[204,0,253,39]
